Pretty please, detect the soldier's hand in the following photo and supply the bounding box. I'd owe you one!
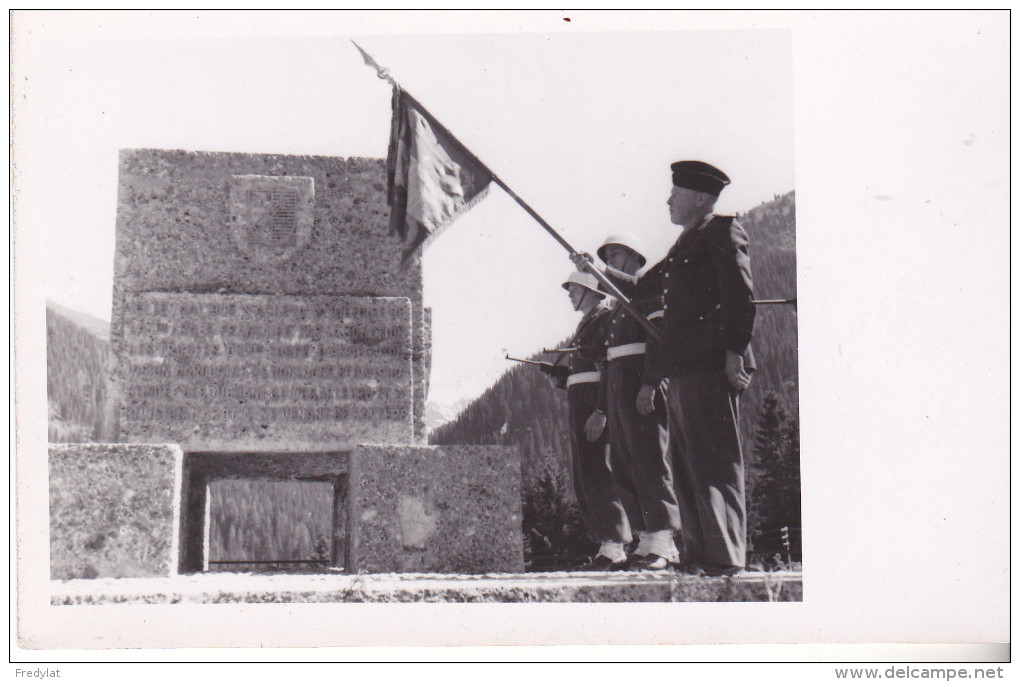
[584,410,606,442]
[636,384,657,416]
[570,252,595,273]
[538,364,567,379]
[725,350,752,392]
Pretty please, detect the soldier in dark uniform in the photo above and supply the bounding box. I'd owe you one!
[641,160,756,576]
[584,233,682,570]
[543,272,633,570]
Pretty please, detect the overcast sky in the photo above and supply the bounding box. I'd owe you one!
[13,16,793,408]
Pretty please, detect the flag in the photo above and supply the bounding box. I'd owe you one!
[386,88,493,266]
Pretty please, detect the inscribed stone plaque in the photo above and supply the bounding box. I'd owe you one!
[228,175,314,263]
[116,293,413,450]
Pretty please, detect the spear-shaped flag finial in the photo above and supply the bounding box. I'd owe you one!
[352,40,396,87]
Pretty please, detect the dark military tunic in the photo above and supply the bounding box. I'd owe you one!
[644,214,756,570]
[553,306,633,545]
[599,271,681,536]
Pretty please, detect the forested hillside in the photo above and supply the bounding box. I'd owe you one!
[46,302,112,442]
[432,191,800,565]
[738,191,799,449]
[430,353,571,486]
[206,479,334,570]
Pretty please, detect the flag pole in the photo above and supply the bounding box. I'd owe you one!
[352,41,662,341]
[487,174,660,336]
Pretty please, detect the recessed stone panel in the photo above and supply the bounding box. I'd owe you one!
[116,293,413,451]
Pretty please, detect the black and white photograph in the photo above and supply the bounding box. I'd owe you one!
[11,9,1009,668]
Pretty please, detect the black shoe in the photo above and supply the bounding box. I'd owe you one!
[579,554,629,571]
[695,562,744,577]
[629,553,678,571]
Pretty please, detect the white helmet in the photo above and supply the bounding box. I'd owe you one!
[597,232,647,267]
[561,271,605,296]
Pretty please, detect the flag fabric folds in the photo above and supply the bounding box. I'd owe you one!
[386,88,493,266]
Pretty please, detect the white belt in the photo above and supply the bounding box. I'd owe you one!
[566,371,601,387]
[607,342,646,360]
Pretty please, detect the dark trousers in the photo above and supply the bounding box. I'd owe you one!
[567,383,632,544]
[605,356,681,534]
[667,370,747,568]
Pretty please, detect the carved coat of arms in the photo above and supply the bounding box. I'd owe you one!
[229,175,315,263]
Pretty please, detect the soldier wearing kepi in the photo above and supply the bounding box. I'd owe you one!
[543,272,633,570]
[641,160,757,576]
[585,233,682,571]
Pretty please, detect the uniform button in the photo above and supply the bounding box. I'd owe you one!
[664,272,670,278]
[698,315,704,321]
[684,258,689,264]
[663,288,669,294]
[668,257,673,263]
[663,304,669,310]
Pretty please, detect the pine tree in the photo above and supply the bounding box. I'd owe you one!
[779,412,802,532]
[312,535,331,567]
[748,391,783,537]
[521,463,589,566]
[747,391,801,562]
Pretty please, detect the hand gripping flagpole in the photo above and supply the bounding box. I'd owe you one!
[353,41,662,342]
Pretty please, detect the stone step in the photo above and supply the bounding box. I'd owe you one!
[51,570,802,604]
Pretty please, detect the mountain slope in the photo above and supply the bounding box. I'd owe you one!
[46,301,113,442]
[46,300,111,341]
[738,190,799,446]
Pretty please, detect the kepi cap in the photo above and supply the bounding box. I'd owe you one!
[671,160,730,197]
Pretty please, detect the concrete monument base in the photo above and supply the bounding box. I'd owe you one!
[349,444,525,574]
[49,443,182,579]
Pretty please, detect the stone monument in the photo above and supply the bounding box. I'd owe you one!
[50,148,524,579]
[49,443,182,579]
